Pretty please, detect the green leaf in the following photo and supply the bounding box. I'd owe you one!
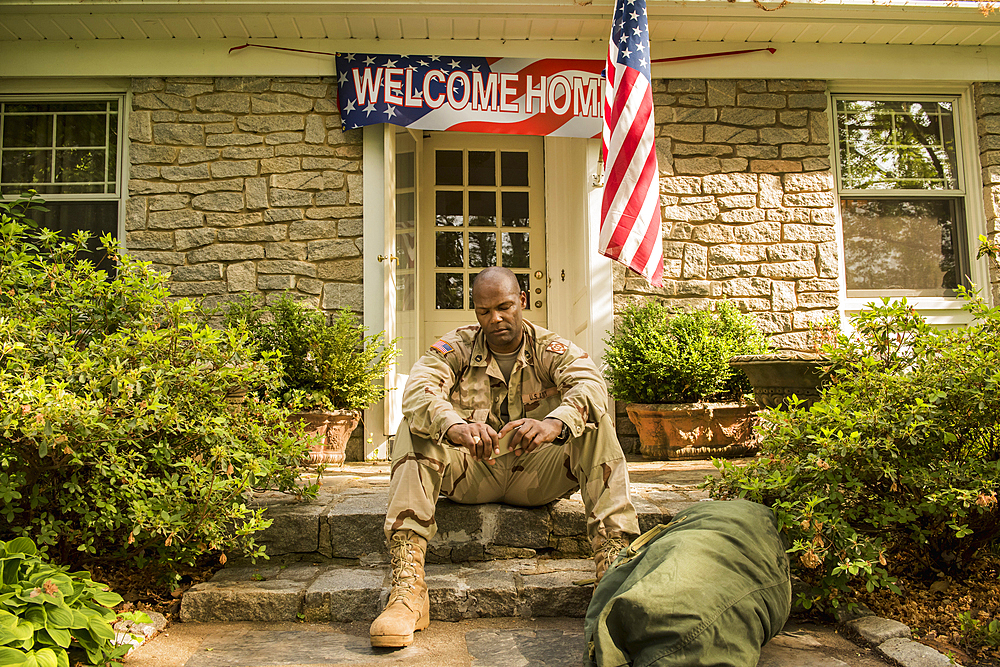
[28,650,56,667]
[43,607,71,631]
[87,618,114,643]
[0,647,26,667]
[90,591,122,609]
[4,540,36,558]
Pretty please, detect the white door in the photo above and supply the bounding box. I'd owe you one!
[418,133,547,349]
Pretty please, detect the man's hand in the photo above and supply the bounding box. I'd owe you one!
[446,422,500,463]
[499,418,565,456]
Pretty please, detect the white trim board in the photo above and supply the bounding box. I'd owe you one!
[4,40,1000,81]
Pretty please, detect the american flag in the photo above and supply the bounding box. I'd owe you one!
[599,0,664,287]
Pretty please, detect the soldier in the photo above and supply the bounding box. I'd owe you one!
[370,266,640,648]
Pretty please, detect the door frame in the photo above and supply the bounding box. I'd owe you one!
[363,125,613,458]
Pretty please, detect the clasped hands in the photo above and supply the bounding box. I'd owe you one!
[446,418,565,464]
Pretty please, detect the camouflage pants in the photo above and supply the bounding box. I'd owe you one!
[383,413,640,550]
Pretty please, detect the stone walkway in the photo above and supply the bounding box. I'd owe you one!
[132,458,956,666]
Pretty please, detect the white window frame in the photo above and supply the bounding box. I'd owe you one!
[829,84,988,326]
[0,92,128,246]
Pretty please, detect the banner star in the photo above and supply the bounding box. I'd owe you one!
[364,55,377,66]
[364,103,377,117]
[345,99,356,113]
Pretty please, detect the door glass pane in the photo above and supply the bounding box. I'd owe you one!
[397,148,414,189]
[468,150,495,186]
[468,231,496,268]
[436,231,464,267]
[469,191,496,226]
[437,273,464,309]
[502,232,530,268]
[436,150,463,185]
[435,191,463,226]
[501,191,529,227]
[841,198,961,295]
[501,151,528,186]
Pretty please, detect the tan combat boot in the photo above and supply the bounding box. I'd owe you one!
[369,530,430,648]
[594,533,630,583]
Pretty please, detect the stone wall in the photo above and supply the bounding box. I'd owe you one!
[124,76,364,314]
[613,78,840,454]
[976,82,1000,305]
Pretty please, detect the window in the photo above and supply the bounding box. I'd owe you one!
[834,97,970,299]
[1,97,124,269]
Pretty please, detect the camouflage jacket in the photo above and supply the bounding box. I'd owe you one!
[402,321,609,444]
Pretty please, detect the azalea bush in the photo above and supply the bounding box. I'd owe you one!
[708,293,1000,611]
[0,206,314,576]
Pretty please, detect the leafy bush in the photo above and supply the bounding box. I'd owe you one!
[708,293,1000,611]
[223,294,397,412]
[0,215,314,574]
[0,537,145,667]
[604,300,768,404]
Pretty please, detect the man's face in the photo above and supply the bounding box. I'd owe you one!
[473,278,526,354]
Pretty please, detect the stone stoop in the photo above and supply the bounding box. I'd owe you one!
[180,558,596,623]
[180,470,711,623]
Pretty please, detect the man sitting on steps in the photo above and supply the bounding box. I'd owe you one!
[370,266,640,648]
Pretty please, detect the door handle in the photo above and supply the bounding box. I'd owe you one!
[378,255,398,263]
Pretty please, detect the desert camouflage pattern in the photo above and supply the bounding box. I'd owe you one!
[385,320,639,548]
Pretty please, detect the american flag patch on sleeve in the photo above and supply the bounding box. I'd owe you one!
[431,340,454,356]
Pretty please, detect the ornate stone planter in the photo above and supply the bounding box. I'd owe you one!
[287,409,360,465]
[729,352,829,409]
[625,403,759,460]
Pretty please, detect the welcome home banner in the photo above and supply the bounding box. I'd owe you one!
[335,53,605,138]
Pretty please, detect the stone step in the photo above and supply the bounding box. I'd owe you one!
[180,558,598,623]
[251,473,708,564]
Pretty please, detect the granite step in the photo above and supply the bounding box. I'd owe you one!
[251,470,709,563]
[180,557,598,623]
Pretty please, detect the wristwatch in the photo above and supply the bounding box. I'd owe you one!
[555,421,571,443]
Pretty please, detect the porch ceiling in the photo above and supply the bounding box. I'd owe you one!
[1,0,999,47]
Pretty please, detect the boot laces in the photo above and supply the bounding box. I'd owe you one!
[597,535,628,570]
[387,533,419,605]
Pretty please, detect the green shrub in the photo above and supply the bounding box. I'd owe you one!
[223,293,397,412]
[0,216,314,574]
[708,293,1000,611]
[0,537,145,667]
[604,300,768,404]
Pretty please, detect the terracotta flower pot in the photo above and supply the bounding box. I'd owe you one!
[287,409,360,465]
[729,352,829,409]
[625,402,759,460]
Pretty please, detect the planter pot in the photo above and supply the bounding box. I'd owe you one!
[625,402,759,460]
[287,409,360,465]
[729,352,829,409]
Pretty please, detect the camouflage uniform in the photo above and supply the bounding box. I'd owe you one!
[384,320,639,551]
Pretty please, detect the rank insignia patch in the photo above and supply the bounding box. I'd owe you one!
[546,341,568,355]
[431,340,454,356]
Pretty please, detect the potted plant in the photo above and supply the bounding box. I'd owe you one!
[604,300,768,460]
[224,294,397,464]
[728,315,839,410]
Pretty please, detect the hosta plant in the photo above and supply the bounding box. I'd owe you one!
[0,537,146,667]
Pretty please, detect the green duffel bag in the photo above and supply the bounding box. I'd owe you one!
[585,499,791,667]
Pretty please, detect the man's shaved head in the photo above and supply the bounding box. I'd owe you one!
[471,267,520,303]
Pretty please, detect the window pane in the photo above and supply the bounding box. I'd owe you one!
[837,99,958,190]
[56,149,106,183]
[396,150,415,189]
[501,151,528,186]
[436,273,464,309]
[435,150,463,186]
[57,114,107,147]
[468,150,495,186]
[2,114,52,147]
[468,231,496,268]
[502,232,530,268]
[35,201,118,274]
[435,191,463,226]
[469,191,496,226]
[5,102,108,113]
[435,231,464,267]
[842,198,962,295]
[1,150,51,191]
[501,191,529,227]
